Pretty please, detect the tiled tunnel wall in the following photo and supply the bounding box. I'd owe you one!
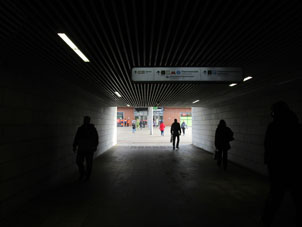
[0,69,117,217]
[192,75,302,175]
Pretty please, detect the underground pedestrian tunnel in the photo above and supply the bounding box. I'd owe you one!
[0,1,301,226]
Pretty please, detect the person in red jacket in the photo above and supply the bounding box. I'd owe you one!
[159,121,165,136]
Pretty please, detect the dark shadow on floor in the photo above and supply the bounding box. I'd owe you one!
[1,145,296,227]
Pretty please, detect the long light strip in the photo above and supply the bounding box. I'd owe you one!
[114,91,122,97]
[243,76,253,82]
[229,83,237,87]
[57,33,90,62]
[192,100,200,104]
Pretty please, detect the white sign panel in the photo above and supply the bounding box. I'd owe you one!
[154,68,200,81]
[132,67,242,82]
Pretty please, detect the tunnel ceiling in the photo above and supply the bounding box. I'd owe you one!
[0,0,301,107]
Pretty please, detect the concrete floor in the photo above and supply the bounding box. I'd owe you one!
[117,126,192,146]
[1,145,296,226]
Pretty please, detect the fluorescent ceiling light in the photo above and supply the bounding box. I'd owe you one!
[126,104,130,107]
[57,33,90,62]
[114,91,122,97]
[229,83,237,87]
[243,76,253,82]
[192,100,200,104]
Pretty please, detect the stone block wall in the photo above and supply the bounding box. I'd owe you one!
[0,69,117,217]
[163,107,191,126]
[192,74,302,175]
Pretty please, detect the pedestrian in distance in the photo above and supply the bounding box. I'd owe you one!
[261,101,301,226]
[159,121,165,136]
[214,119,234,170]
[139,120,143,130]
[136,119,140,129]
[171,119,181,150]
[132,120,136,133]
[181,121,187,135]
[73,116,99,181]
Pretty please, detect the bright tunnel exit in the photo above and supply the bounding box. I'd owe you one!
[116,106,192,146]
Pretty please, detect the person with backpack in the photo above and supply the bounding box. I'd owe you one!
[261,101,301,226]
[214,119,234,170]
[181,121,187,135]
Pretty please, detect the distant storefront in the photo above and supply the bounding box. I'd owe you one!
[134,108,148,127]
[180,112,192,126]
[161,107,191,126]
[152,107,164,126]
[117,107,134,127]
[117,107,191,127]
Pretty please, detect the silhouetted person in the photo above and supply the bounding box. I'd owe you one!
[171,119,181,150]
[181,121,187,135]
[215,120,234,170]
[262,101,301,226]
[139,120,143,130]
[73,116,99,181]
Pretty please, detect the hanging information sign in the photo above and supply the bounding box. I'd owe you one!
[132,67,242,82]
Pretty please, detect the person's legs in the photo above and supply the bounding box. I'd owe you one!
[262,168,285,226]
[222,149,228,170]
[85,152,94,180]
[262,183,285,226]
[291,183,300,226]
[217,149,222,167]
[176,135,180,148]
[76,152,85,179]
[172,135,176,149]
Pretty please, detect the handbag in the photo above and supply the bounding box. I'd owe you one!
[170,135,173,143]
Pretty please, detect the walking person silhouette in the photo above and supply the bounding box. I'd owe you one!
[181,121,187,135]
[261,101,301,226]
[171,119,181,150]
[214,120,234,170]
[73,116,99,181]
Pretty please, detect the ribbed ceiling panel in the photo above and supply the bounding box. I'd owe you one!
[0,0,301,106]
